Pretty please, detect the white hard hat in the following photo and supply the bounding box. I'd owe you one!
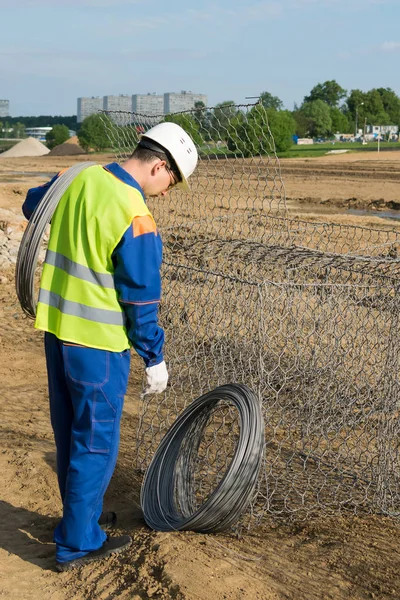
[140,122,198,191]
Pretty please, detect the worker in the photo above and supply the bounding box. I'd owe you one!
[22,122,198,571]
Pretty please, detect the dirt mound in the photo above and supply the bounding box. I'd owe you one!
[48,136,86,156]
[64,135,79,145]
[0,137,50,158]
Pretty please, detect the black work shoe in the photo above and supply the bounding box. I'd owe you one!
[56,535,132,572]
[98,511,117,529]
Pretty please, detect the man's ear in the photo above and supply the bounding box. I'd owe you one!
[151,159,165,176]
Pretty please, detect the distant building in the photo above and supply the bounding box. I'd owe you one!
[25,127,76,142]
[362,125,399,142]
[77,91,208,123]
[25,127,53,141]
[367,124,399,135]
[0,99,10,118]
[103,95,133,112]
[164,91,208,114]
[132,94,164,117]
[335,133,353,141]
[77,96,104,123]
[103,95,134,125]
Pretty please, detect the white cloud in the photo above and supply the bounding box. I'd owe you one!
[0,49,107,82]
[120,47,210,60]
[114,2,283,34]
[90,0,388,37]
[382,41,400,52]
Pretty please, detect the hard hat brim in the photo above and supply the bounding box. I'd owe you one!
[174,172,190,192]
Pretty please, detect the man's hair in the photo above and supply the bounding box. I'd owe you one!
[131,138,181,181]
[131,145,169,164]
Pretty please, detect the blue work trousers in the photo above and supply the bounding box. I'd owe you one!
[44,332,131,563]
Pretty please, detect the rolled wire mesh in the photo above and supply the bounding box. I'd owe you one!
[101,105,400,525]
[15,162,96,318]
[140,384,264,532]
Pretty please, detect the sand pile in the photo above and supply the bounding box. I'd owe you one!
[65,135,80,145]
[48,135,86,156]
[0,137,50,158]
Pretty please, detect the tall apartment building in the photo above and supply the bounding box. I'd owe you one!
[77,91,208,123]
[103,95,133,112]
[103,95,134,125]
[132,94,164,117]
[77,96,103,123]
[0,99,10,118]
[164,91,208,114]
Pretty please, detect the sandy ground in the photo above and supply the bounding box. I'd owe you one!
[1,151,400,599]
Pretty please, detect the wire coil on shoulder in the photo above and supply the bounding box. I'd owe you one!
[140,383,264,533]
[15,162,96,318]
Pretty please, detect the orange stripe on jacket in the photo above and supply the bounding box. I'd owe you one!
[39,167,69,187]
[132,215,157,238]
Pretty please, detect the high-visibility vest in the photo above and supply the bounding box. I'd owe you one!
[35,165,156,352]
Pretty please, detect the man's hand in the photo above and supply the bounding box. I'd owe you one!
[141,361,169,396]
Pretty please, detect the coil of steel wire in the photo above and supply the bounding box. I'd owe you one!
[15,162,96,318]
[140,383,264,533]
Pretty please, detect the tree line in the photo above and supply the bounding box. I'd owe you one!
[291,81,400,138]
[1,115,77,130]
[80,81,400,154]
[3,81,400,153]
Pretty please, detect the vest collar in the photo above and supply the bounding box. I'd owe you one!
[104,163,145,200]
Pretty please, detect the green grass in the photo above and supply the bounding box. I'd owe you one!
[198,140,400,160]
[0,140,19,153]
[198,144,230,157]
[277,141,400,159]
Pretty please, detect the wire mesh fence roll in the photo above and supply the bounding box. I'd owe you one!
[15,162,96,318]
[103,105,400,523]
[140,383,265,533]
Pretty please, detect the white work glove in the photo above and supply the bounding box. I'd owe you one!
[141,360,169,397]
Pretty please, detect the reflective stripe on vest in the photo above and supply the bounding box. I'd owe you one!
[38,288,126,326]
[45,249,115,289]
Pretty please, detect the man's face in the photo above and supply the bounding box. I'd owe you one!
[144,160,179,197]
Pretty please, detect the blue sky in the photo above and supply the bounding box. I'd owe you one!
[1,0,399,116]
